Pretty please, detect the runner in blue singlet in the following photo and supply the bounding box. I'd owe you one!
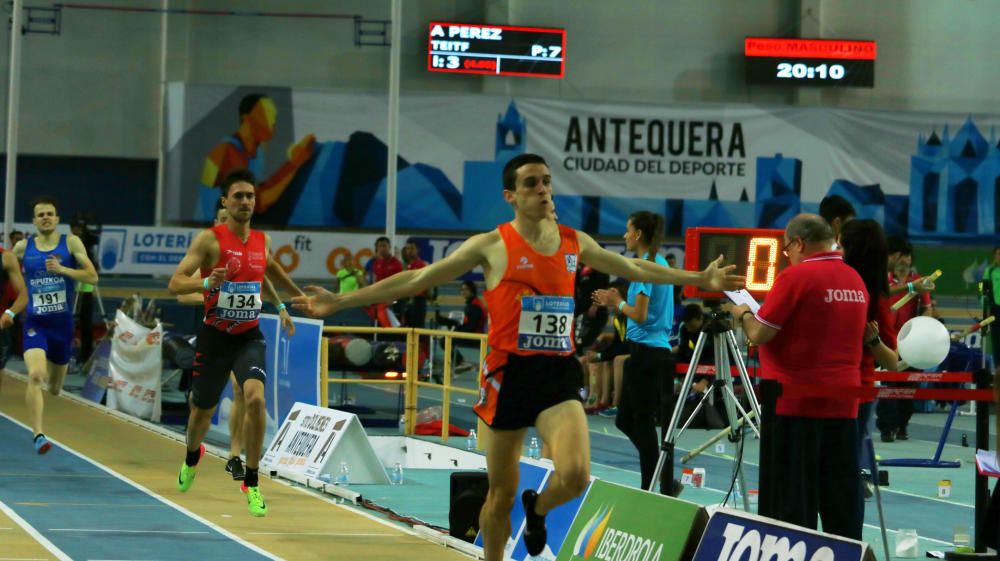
[13,196,98,454]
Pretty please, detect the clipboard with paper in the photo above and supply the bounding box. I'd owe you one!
[724,289,761,313]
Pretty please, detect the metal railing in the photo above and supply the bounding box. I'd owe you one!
[320,326,487,443]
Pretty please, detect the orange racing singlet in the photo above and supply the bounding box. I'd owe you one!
[482,222,580,376]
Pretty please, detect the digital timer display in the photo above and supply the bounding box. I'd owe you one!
[427,22,565,78]
[744,37,876,87]
[683,227,790,299]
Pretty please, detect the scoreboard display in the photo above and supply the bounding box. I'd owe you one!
[684,227,790,299]
[745,37,876,87]
[427,22,565,78]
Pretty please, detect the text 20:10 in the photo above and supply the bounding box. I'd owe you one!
[776,63,845,80]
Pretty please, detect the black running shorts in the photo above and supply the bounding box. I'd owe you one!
[477,353,583,430]
[190,325,267,410]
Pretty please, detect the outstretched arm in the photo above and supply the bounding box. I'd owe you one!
[293,233,491,318]
[577,231,744,291]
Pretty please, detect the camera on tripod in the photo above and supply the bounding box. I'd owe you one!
[653,297,761,507]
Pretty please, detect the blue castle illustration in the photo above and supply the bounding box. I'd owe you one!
[274,94,994,242]
[908,119,1000,239]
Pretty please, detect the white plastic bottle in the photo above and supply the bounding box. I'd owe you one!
[527,437,541,460]
[335,461,350,486]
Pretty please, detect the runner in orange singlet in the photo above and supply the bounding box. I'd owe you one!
[292,154,745,560]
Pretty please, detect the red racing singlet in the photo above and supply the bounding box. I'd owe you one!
[202,224,267,334]
[482,222,580,375]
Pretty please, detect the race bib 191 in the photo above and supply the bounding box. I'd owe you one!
[30,276,68,315]
[217,281,262,321]
[517,295,574,352]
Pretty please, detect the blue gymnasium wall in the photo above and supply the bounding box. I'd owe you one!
[0,155,157,225]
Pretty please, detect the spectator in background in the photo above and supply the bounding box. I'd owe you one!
[335,261,366,294]
[818,195,856,249]
[840,219,898,501]
[675,304,710,365]
[365,236,404,327]
[585,278,630,416]
[886,236,935,302]
[400,238,429,328]
[9,230,24,248]
[368,236,403,283]
[575,263,611,402]
[878,235,934,442]
[673,303,726,429]
[70,214,100,366]
[665,254,685,331]
[983,246,1000,369]
[436,280,487,374]
[574,263,610,351]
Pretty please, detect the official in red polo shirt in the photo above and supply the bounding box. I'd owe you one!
[732,213,868,540]
[369,236,403,283]
[364,236,404,327]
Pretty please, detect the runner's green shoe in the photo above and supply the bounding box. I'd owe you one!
[176,444,205,492]
[246,486,268,517]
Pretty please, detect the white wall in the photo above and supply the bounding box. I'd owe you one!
[0,0,163,157]
[0,0,996,159]
[816,0,1000,112]
[490,0,799,106]
[182,0,486,94]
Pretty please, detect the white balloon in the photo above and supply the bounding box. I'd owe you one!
[897,316,950,370]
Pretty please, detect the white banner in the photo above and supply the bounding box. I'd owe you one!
[97,224,477,280]
[165,85,1000,241]
[106,310,162,422]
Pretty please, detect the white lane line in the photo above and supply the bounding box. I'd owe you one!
[865,525,951,546]
[49,529,210,535]
[0,412,284,561]
[0,373,442,547]
[247,532,405,537]
[0,499,72,561]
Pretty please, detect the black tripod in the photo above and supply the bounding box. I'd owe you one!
[650,307,761,510]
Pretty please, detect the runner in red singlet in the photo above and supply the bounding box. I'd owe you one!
[169,169,300,517]
[292,154,744,560]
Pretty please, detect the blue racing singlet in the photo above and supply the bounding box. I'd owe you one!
[23,235,77,323]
